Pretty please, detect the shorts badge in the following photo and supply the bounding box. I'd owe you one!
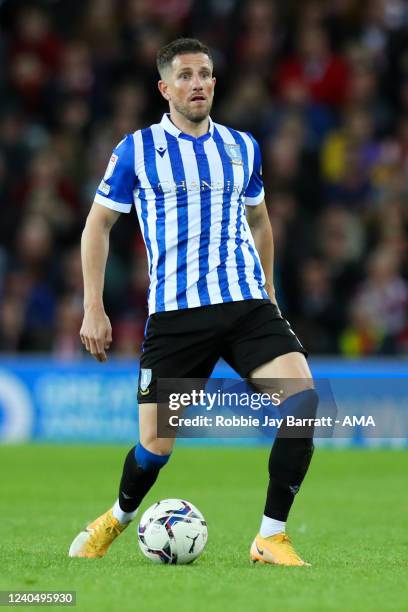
[140,368,152,395]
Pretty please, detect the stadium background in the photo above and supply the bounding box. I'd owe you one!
[1,0,408,358]
[0,0,407,446]
[0,3,407,611]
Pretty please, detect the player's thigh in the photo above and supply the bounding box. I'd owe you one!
[138,403,176,455]
[223,301,307,378]
[138,308,219,404]
[249,351,314,396]
[250,351,312,380]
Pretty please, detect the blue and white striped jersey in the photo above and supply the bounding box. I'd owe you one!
[94,113,269,314]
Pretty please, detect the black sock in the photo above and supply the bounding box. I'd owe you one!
[264,437,314,521]
[118,446,161,512]
[264,389,318,521]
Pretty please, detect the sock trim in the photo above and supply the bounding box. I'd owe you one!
[135,442,170,470]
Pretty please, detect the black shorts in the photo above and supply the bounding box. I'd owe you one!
[137,299,307,403]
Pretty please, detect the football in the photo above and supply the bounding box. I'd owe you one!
[137,499,208,565]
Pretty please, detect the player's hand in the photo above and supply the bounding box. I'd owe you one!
[80,304,112,362]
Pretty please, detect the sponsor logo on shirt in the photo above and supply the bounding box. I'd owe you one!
[156,180,242,195]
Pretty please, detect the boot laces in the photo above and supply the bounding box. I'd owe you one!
[87,515,122,553]
[274,533,303,562]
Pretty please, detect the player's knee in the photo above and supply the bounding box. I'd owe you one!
[140,435,174,456]
[281,387,319,421]
[135,442,171,472]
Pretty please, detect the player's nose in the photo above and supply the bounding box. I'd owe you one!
[191,74,204,89]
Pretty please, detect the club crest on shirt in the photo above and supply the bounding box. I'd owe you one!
[224,143,243,165]
[139,368,152,394]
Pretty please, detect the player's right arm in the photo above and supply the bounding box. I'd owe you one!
[80,133,137,362]
[80,204,120,362]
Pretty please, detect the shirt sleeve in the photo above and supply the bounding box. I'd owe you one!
[94,134,136,213]
[244,134,265,206]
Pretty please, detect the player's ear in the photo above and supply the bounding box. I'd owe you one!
[158,80,170,101]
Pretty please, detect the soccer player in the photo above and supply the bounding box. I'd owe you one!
[69,38,317,566]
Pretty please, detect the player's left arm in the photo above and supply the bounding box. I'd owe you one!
[246,201,276,304]
[244,132,276,304]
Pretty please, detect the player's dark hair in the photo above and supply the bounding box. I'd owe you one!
[156,38,212,77]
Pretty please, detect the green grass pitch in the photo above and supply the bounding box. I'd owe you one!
[0,445,407,611]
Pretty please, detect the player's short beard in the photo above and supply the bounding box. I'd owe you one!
[173,97,213,124]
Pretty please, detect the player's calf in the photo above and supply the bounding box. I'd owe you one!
[263,388,318,525]
[117,443,171,517]
[250,388,317,566]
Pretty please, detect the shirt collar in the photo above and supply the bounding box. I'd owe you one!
[160,113,214,142]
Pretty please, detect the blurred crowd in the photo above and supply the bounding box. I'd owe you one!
[0,0,407,358]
